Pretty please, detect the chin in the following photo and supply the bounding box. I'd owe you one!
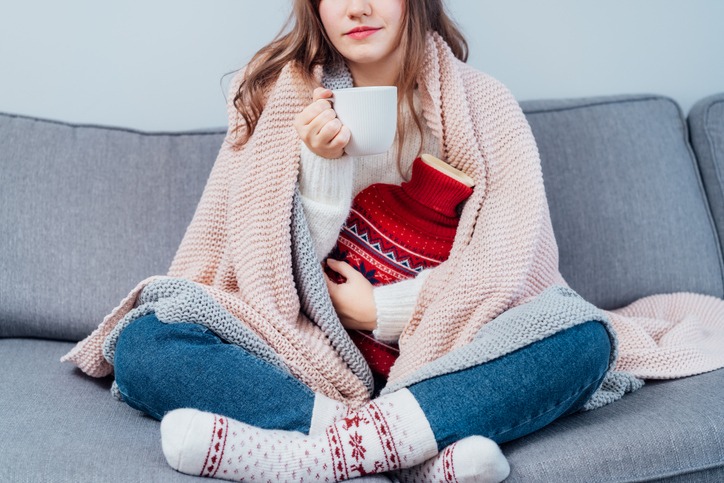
[341,49,391,65]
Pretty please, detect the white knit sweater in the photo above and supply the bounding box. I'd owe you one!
[298,93,441,343]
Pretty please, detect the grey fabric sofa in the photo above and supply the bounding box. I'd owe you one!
[2,92,723,482]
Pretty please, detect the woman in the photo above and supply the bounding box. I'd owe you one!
[61,0,724,481]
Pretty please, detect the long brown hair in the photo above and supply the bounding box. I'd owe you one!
[232,0,467,171]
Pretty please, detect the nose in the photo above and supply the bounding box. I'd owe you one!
[347,0,372,18]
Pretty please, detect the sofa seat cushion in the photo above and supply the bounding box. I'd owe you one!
[501,370,724,482]
[689,93,724,249]
[521,95,724,310]
[1,338,722,482]
[0,338,203,482]
[0,112,225,341]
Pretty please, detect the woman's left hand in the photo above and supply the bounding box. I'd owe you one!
[324,259,377,331]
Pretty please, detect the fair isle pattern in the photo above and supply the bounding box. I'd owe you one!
[165,390,436,481]
[333,161,468,287]
[309,403,504,483]
[442,442,457,482]
[338,207,438,283]
[201,414,229,478]
[347,328,400,380]
[326,402,401,479]
[62,31,724,408]
[333,158,470,380]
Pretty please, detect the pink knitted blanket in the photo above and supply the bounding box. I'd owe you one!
[62,33,724,406]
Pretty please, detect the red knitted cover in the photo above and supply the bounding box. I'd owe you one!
[327,157,473,379]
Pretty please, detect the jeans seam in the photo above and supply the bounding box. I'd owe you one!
[116,385,164,420]
[488,371,607,440]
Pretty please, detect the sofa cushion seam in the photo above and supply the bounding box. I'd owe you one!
[522,95,669,115]
[0,111,227,137]
[615,458,724,482]
[703,100,724,219]
[698,99,724,293]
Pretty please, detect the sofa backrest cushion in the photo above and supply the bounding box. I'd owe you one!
[0,112,224,341]
[3,95,723,340]
[521,95,724,310]
[689,93,724,249]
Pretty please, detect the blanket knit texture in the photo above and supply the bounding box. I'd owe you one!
[62,32,724,411]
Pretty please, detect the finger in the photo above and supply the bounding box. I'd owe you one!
[317,118,343,143]
[326,259,359,279]
[297,98,335,127]
[326,278,342,305]
[324,258,340,274]
[313,87,333,102]
[322,265,339,287]
[330,125,351,149]
[324,273,335,292]
[308,108,338,138]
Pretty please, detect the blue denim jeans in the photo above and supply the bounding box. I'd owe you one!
[408,320,611,447]
[114,314,610,448]
[114,315,315,433]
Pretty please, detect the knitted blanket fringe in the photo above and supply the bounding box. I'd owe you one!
[62,32,724,410]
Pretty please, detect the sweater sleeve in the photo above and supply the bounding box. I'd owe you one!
[298,142,355,262]
[372,268,434,343]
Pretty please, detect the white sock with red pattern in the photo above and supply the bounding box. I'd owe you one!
[161,388,438,481]
[396,435,510,483]
[308,396,508,483]
[308,392,349,436]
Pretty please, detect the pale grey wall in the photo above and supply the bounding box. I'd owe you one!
[1,0,722,131]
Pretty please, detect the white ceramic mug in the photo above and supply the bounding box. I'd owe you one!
[331,86,397,157]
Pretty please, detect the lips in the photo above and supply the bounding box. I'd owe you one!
[345,26,381,40]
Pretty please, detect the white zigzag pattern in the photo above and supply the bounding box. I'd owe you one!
[345,223,423,273]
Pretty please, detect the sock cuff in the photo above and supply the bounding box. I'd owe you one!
[374,388,439,458]
[309,392,348,435]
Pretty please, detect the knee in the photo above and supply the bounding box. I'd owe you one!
[114,314,216,417]
[576,320,612,378]
[554,321,612,416]
[115,313,212,372]
[115,314,170,370]
[550,321,612,413]
[116,313,156,359]
[541,320,612,396]
[114,314,160,387]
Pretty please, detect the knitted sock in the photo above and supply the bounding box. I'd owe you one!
[160,389,437,481]
[309,401,509,483]
[308,392,349,435]
[395,436,510,483]
[308,395,393,482]
[308,394,509,482]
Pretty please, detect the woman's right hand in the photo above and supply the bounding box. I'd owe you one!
[294,87,351,159]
